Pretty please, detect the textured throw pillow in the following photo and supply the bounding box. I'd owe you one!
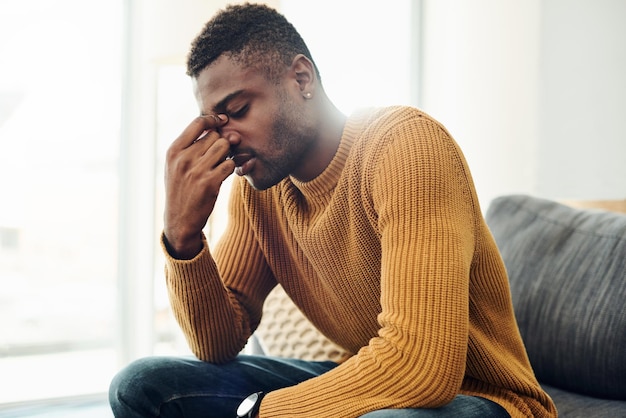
[486,195,626,400]
[256,285,352,363]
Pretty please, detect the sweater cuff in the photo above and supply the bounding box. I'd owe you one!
[160,232,216,282]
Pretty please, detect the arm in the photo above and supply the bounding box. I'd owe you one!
[165,177,277,362]
[260,116,478,416]
[163,117,276,362]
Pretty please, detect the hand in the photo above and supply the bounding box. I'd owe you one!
[163,114,234,259]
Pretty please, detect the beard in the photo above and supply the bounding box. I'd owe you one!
[245,92,317,191]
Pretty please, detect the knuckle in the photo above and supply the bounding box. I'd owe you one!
[214,137,229,148]
[165,149,185,170]
[165,145,177,161]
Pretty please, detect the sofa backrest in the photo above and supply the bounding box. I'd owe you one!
[486,195,626,400]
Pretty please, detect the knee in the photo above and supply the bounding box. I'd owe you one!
[110,357,156,396]
[109,356,175,416]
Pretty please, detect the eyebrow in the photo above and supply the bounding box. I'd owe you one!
[207,89,246,115]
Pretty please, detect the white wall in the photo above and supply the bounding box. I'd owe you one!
[281,0,414,115]
[420,0,626,208]
[537,0,626,200]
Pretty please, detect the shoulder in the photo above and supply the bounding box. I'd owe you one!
[350,106,451,142]
[348,106,458,172]
[349,106,456,165]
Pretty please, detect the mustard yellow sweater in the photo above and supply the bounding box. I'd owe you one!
[165,106,557,417]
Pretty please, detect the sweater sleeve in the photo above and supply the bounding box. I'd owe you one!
[259,113,478,416]
[165,178,277,363]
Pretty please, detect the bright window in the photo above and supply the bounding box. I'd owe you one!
[0,0,122,403]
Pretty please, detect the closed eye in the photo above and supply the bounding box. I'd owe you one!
[227,104,249,119]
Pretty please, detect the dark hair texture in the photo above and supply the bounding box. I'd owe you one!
[186,3,320,83]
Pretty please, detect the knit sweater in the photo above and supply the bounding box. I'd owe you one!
[164,106,557,417]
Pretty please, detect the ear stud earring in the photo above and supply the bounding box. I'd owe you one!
[303,92,312,99]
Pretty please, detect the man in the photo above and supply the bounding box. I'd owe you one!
[110,3,557,417]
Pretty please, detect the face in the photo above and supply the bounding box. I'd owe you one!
[193,55,318,190]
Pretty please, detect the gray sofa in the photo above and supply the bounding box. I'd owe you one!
[485,195,626,417]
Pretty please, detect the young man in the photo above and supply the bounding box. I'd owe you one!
[110,4,557,417]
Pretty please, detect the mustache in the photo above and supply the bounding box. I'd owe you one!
[227,148,255,167]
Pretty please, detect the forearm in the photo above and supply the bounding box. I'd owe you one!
[163,234,252,362]
[260,324,466,417]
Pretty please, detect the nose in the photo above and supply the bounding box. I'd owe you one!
[221,127,241,148]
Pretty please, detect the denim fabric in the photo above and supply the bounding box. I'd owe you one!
[109,355,337,417]
[358,396,509,417]
[109,355,509,417]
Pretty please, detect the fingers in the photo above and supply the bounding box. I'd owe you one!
[198,133,232,166]
[170,114,229,151]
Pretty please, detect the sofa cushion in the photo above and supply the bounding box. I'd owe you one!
[485,195,626,400]
[541,384,626,418]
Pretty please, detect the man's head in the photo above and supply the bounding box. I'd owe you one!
[187,4,342,192]
[187,3,320,83]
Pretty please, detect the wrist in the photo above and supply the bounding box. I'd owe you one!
[162,231,203,260]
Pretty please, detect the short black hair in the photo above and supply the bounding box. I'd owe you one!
[186,3,320,83]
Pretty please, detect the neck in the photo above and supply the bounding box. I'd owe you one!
[292,95,346,182]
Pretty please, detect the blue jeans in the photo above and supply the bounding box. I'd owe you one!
[109,354,510,417]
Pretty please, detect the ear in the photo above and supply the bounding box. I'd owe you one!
[290,54,317,99]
